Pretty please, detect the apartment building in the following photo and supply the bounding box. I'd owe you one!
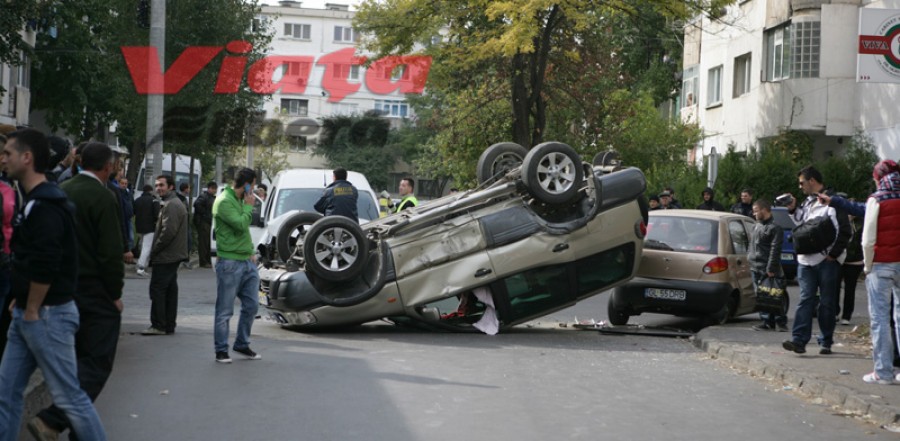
[682,0,900,163]
[0,27,35,128]
[258,1,417,171]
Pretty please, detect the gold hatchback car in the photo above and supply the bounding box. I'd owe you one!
[608,210,759,326]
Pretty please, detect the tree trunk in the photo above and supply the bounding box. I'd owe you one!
[529,5,560,148]
[511,53,531,148]
[126,138,145,186]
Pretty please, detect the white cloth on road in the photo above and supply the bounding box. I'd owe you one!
[472,286,498,335]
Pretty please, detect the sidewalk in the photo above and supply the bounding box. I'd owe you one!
[694,315,900,430]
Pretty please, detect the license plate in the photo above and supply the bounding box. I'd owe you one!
[781,253,794,261]
[644,288,686,301]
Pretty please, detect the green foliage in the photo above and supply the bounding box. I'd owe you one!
[0,0,39,81]
[315,112,399,191]
[666,131,881,209]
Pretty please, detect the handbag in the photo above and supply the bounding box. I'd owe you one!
[755,276,789,314]
[791,215,836,255]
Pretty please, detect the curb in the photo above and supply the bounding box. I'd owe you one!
[19,371,51,441]
[693,334,900,428]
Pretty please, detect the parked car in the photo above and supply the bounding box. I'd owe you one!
[259,142,649,332]
[608,210,761,326]
[771,207,798,280]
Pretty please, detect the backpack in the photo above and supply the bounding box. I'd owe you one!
[792,215,836,255]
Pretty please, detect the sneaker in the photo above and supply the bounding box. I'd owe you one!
[141,327,166,336]
[775,323,789,332]
[233,346,261,360]
[136,268,148,277]
[752,323,773,331]
[864,372,893,385]
[216,352,232,363]
[27,416,59,441]
[840,319,851,325]
[819,346,832,355]
[782,340,806,354]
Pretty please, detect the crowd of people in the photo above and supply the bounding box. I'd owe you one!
[0,125,265,439]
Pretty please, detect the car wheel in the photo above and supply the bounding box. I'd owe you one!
[709,293,739,326]
[522,142,584,205]
[607,295,630,326]
[276,212,323,262]
[476,142,529,184]
[302,216,370,282]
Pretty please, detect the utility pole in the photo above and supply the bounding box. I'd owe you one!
[145,0,165,186]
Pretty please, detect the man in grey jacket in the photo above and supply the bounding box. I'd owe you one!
[749,198,788,331]
[142,175,188,335]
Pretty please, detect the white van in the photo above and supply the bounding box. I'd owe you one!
[135,153,202,199]
[250,168,380,253]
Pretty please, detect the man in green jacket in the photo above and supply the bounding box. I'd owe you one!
[212,168,261,363]
[142,175,188,335]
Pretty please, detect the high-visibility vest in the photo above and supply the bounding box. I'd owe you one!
[395,195,418,213]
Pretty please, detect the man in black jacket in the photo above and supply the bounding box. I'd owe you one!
[730,188,754,218]
[134,185,159,277]
[33,142,126,440]
[314,168,358,222]
[749,198,788,332]
[193,181,217,268]
[696,187,725,211]
[0,129,107,440]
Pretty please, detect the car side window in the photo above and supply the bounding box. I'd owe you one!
[729,220,749,254]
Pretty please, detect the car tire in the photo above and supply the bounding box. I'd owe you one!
[476,142,529,184]
[607,294,630,326]
[522,142,584,205]
[708,293,738,326]
[276,212,323,262]
[302,216,370,282]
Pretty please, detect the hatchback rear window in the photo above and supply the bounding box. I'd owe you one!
[645,216,718,254]
[771,208,796,230]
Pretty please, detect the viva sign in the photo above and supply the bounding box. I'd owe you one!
[121,41,432,102]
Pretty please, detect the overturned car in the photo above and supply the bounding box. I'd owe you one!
[258,141,648,332]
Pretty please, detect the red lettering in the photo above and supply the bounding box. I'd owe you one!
[317,48,367,103]
[365,55,432,95]
[859,35,893,55]
[121,46,222,94]
[247,55,315,94]
[214,41,253,94]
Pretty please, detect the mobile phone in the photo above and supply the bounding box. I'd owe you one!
[244,183,252,193]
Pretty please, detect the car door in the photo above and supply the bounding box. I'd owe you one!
[727,219,754,310]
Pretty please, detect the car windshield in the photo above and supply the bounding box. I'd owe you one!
[273,188,380,221]
[645,216,718,254]
[771,209,796,230]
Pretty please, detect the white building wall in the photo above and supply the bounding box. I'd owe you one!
[685,0,900,162]
[0,28,35,127]
[259,4,415,168]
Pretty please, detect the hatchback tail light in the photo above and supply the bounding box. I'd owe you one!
[635,219,647,239]
[703,257,729,274]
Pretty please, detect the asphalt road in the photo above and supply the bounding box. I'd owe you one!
[91,268,891,440]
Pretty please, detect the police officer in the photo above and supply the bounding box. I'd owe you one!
[314,168,359,222]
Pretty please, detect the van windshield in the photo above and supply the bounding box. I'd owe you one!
[273,188,380,221]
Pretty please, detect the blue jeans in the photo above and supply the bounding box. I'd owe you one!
[214,259,260,353]
[754,271,788,326]
[792,259,840,348]
[0,302,106,441]
[866,263,900,380]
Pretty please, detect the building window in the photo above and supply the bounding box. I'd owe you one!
[791,21,820,78]
[765,23,791,81]
[681,65,698,108]
[733,53,752,97]
[288,135,307,152]
[332,64,360,81]
[334,26,358,43]
[16,53,30,88]
[281,99,308,116]
[284,23,311,39]
[375,100,408,118]
[331,102,358,116]
[707,65,722,107]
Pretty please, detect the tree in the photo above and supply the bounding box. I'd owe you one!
[0,0,40,94]
[315,111,399,191]
[355,0,731,149]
